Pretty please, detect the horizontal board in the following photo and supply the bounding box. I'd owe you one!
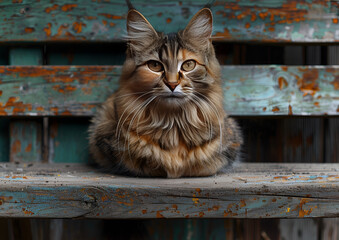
[0,65,338,116]
[0,163,338,218]
[0,0,338,43]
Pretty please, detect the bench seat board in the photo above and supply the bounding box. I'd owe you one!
[0,65,338,116]
[0,1,338,43]
[0,163,338,219]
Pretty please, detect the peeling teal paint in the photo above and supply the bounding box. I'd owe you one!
[0,0,337,43]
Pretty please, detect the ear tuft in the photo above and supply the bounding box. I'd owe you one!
[126,10,158,53]
[183,8,213,48]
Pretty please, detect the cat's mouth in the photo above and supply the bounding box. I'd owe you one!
[161,92,185,99]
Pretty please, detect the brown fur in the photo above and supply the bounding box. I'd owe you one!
[89,8,242,178]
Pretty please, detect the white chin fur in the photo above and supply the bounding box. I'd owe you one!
[173,84,183,93]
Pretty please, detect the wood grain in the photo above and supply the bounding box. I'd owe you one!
[0,1,338,43]
[8,48,43,163]
[0,163,338,219]
[0,65,338,116]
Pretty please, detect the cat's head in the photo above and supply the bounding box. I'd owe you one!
[120,8,222,109]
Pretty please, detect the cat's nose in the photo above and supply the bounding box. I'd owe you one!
[165,73,179,91]
[165,82,179,91]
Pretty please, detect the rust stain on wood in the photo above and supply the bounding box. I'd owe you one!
[156,210,164,218]
[331,76,339,90]
[61,4,77,12]
[240,200,246,208]
[44,23,52,37]
[272,107,280,112]
[22,208,34,215]
[24,27,35,33]
[288,105,293,115]
[73,22,86,33]
[278,76,288,89]
[293,198,315,218]
[52,84,77,93]
[45,4,59,13]
[208,205,220,211]
[25,143,32,152]
[98,13,123,20]
[298,68,320,96]
[11,140,21,154]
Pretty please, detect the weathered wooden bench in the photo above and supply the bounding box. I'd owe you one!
[0,0,338,239]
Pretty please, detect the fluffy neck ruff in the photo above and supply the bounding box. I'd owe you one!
[115,91,224,150]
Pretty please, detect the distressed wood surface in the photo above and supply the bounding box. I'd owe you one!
[0,65,338,116]
[0,0,338,43]
[0,163,338,219]
[9,48,43,163]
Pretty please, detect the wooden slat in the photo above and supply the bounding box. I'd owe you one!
[0,65,338,116]
[8,48,43,163]
[280,219,319,240]
[9,120,42,163]
[0,1,338,43]
[0,119,9,162]
[49,118,90,163]
[0,163,338,219]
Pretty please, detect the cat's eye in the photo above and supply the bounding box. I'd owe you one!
[181,60,196,72]
[147,60,164,72]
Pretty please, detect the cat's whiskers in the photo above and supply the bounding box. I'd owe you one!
[194,92,223,153]
[135,92,157,138]
[116,95,154,168]
[116,92,152,151]
[125,95,158,162]
[116,92,151,139]
[189,95,213,144]
[114,91,149,100]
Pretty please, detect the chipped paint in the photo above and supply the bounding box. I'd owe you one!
[0,1,337,42]
[0,162,337,218]
[0,66,338,116]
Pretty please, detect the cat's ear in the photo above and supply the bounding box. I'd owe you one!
[126,10,158,52]
[183,8,213,48]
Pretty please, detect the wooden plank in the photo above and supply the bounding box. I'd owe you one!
[9,120,42,163]
[277,45,324,239]
[0,163,338,219]
[0,47,9,162]
[9,48,42,66]
[0,65,338,116]
[9,48,43,163]
[0,119,9,162]
[144,219,234,240]
[326,46,339,163]
[0,1,338,43]
[46,44,124,166]
[282,118,324,163]
[46,44,126,65]
[280,219,319,240]
[49,118,90,163]
[321,218,339,240]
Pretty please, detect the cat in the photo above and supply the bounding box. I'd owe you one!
[89,7,242,178]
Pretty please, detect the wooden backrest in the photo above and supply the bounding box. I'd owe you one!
[0,1,338,165]
[0,2,338,162]
[1,1,338,43]
[0,5,339,239]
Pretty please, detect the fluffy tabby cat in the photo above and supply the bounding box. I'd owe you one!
[89,7,242,178]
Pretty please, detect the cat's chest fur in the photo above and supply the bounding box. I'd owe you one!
[120,113,222,177]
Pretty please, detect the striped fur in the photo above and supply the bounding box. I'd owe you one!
[89,8,242,178]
